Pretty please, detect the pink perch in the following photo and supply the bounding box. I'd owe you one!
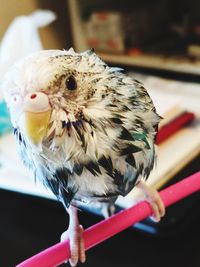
[17,171,200,267]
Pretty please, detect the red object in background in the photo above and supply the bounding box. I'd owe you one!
[97,12,109,20]
[128,47,143,56]
[107,39,118,49]
[156,111,195,145]
[88,39,100,47]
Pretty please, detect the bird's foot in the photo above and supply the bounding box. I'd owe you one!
[61,224,85,266]
[137,180,165,222]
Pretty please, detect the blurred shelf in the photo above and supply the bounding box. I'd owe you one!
[68,0,200,76]
[99,52,200,75]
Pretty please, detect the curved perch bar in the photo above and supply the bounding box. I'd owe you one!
[17,171,200,267]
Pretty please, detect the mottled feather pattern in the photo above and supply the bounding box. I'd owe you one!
[2,48,160,208]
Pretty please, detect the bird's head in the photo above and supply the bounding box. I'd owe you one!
[2,48,122,156]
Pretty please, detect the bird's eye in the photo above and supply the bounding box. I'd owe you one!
[65,75,77,91]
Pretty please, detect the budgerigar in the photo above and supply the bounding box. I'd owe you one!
[2,48,165,266]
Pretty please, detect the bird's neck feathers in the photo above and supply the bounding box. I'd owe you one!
[41,102,121,167]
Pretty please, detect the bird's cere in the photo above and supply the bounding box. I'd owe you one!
[24,92,51,113]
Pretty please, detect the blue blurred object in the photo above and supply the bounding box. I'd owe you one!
[0,101,12,135]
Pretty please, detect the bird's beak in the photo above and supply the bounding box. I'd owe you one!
[24,110,51,145]
[23,92,51,145]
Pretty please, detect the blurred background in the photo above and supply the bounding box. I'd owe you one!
[2,0,200,68]
[0,0,69,49]
[0,0,200,267]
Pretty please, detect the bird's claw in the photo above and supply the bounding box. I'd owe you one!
[146,188,165,222]
[137,181,165,222]
[61,224,86,266]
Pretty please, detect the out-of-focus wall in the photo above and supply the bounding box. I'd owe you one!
[0,0,71,49]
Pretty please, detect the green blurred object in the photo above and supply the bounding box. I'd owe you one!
[0,101,12,135]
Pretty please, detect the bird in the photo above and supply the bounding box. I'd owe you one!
[2,48,165,266]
